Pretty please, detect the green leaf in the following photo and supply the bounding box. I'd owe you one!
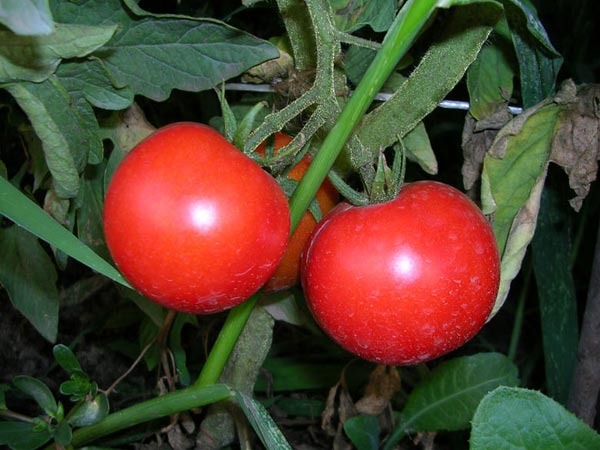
[0,225,59,342]
[467,19,515,120]
[55,60,134,111]
[531,184,578,404]
[53,421,72,446]
[330,0,396,32]
[0,0,53,36]
[60,373,92,400]
[344,414,379,450]
[217,86,238,143]
[481,102,562,315]
[75,163,110,260]
[355,1,502,154]
[169,314,197,387]
[68,394,110,428]
[5,77,103,198]
[234,391,293,450]
[401,353,519,431]
[384,353,518,450]
[0,421,52,450]
[470,387,600,449]
[503,0,562,107]
[13,376,58,416]
[0,176,131,288]
[402,121,437,175]
[53,344,84,374]
[94,18,278,102]
[0,23,117,83]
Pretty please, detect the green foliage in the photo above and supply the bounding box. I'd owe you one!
[343,414,380,450]
[471,387,600,449]
[0,225,60,342]
[384,353,519,449]
[0,0,53,36]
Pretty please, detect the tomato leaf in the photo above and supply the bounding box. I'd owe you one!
[331,0,396,33]
[5,77,102,198]
[75,163,110,261]
[401,353,519,431]
[0,226,59,342]
[0,421,52,450]
[0,23,117,83]
[0,0,53,36]
[384,353,518,449]
[466,17,515,120]
[355,1,502,154]
[470,387,600,449]
[55,60,134,111]
[481,100,563,316]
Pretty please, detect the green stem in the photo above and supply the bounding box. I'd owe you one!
[193,294,259,388]
[66,385,231,447]
[288,0,438,228]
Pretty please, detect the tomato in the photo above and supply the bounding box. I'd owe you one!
[256,133,338,292]
[301,181,500,366]
[103,122,290,314]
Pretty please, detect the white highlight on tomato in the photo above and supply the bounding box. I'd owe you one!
[190,201,217,232]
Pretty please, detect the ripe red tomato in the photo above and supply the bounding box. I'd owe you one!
[301,181,500,365]
[103,122,290,314]
[256,133,339,291]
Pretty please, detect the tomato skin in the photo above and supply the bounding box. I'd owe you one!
[301,181,500,366]
[256,133,338,292]
[103,122,290,314]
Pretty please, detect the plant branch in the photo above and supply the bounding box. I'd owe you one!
[66,385,232,447]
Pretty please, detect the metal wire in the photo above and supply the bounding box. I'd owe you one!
[224,82,524,115]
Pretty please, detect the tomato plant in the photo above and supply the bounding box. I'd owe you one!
[103,122,290,314]
[256,133,338,291]
[301,181,501,365]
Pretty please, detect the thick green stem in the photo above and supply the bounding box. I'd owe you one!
[193,294,259,388]
[66,385,231,447]
[288,0,438,227]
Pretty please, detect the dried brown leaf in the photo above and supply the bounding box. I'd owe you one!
[355,365,401,416]
[462,106,513,190]
[550,81,600,211]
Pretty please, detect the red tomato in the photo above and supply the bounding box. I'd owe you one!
[301,181,500,365]
[103,122,290,314]
[256,133,339,291]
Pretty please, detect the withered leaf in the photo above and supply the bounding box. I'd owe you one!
[355,365,401,416]
[550,81,600,211]
[462,105,514,191]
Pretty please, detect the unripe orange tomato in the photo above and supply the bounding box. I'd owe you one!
[256,133,338,291]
